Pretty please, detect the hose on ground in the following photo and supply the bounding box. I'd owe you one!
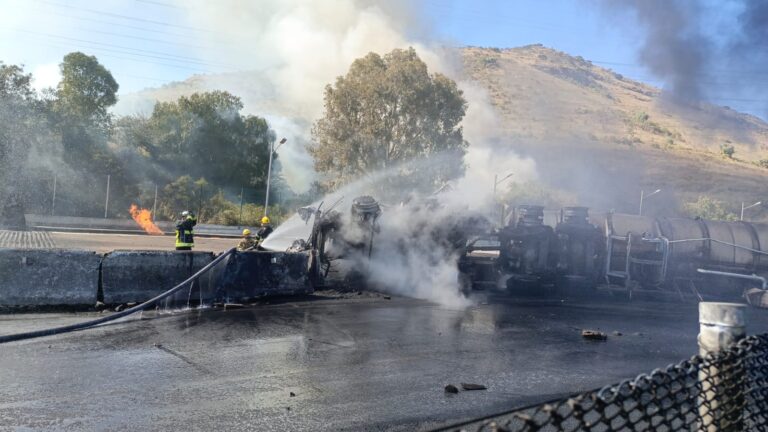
[0,248,236,345]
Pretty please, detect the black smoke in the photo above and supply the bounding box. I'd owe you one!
[598,0,768,115]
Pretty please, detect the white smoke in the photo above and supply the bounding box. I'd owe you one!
[159,0,538,195]
[166,1,540,306]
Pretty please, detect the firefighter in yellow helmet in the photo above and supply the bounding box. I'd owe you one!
[256,216,273,243]
[237,228,259,251]
[175,210,197,251]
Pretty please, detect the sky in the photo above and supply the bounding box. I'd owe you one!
[0,0,763,118]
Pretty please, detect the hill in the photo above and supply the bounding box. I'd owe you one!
[460,45,768,218]
[114,44,768,220]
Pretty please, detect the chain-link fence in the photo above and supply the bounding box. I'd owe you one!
[439,333,768,432]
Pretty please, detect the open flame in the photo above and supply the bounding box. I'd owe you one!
[129,204,164,235]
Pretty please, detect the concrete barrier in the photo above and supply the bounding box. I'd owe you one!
[0,249,101,307]
[216,251,313,301]
[101,250,215,304]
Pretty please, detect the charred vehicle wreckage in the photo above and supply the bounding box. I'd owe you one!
[238,194,768,305]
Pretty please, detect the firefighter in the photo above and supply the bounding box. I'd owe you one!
[256,216,273,242]
[175,210,197,251]
[237,228,259,251]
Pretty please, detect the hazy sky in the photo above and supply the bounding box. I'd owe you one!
[0,0,763,117]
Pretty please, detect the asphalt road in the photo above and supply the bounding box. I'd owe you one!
[2,293,766,431]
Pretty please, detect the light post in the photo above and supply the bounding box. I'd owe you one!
[264,137,287,217]
[104,174,111,218]
[740,201,761,221]
[639,188,661,216]
[493,173,514,225]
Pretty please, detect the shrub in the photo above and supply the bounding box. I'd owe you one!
[682,196,738,221]
[720,143,735,158]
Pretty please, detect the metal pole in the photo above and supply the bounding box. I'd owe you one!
[698,302,747,432]
[198,183,203,219]
[51,176,57,216]
[264,140,275,218]
[741,202,745,221]
[152,184,158,222]
[639,190,645,216]
[104,174,110,218]
[493,174,498,225]
[239,187,244,226]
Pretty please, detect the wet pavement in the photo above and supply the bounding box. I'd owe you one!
[1,293,767,431]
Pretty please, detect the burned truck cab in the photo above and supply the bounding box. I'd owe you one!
[498,205,557,289]
[554,207,604,290]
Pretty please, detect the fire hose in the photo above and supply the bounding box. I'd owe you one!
[0,248,237,345]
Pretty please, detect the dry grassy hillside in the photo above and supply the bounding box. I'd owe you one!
[461,45,768,219]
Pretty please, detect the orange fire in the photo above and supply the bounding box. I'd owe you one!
[129,204,164,235]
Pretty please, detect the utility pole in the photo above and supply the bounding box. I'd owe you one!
[152,184,158,222]
[239,187,244,226]
[264,137,287,217]
[104,174,110,218]
[51,176,57,216]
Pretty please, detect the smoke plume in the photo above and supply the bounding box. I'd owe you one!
[598,0,768,114]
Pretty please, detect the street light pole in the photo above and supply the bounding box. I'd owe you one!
[639,188,661,216]
[493,173,514,226]
[741,201,762,221]
[104,174,110,218]
[264,137,287,217]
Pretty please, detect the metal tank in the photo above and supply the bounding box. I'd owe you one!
[555,207,603,287]
[498,205,557,287]
[656,218,766,271]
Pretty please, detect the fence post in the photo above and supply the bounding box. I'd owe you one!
[698,302,747,432]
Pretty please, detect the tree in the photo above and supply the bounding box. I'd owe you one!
[683,195,738,221]
[55,52,118,127]
[309,47,468,192]
[121,91,275,189]
[0,63,43,227]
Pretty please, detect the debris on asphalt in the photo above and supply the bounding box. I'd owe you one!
[290,392,296,397]
[444,384,459,394]
[383,295,391,300]
[581,330,607,341]
[461,383,487,391]
[224,303,245,310]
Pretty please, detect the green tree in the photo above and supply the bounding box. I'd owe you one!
[309,47,468,191]
[121,91,275,189]
[54,52,118,127]
[682,195,738,221]
[0,63,44,227]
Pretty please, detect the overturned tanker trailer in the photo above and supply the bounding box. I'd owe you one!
[605,213,768,299]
